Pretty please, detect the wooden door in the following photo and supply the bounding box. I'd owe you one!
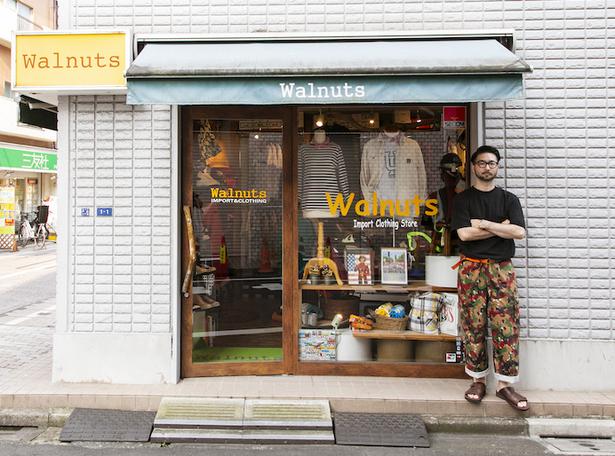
[181,106,297,377]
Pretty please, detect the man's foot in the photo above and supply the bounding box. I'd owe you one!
[464,380,486,403]
[496,386,529,411]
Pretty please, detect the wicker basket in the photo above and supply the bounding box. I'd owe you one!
[373,314,409,331]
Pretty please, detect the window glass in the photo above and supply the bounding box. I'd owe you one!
[190,118,284,364]
[17,1,32,18]
[297,106,467,365]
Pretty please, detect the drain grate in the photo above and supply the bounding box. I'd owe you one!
[333,412,429,447]
[59,409,156,442]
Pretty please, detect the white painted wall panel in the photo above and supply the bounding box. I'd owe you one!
[68,96,173,334]
[63,1,614,345]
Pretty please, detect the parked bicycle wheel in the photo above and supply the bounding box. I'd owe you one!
[34,225,47,249]
[19,223,32,247]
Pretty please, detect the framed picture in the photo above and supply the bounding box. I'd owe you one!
[381,247,408,285]
[345,248,373,285]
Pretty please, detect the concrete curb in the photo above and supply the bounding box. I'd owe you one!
[1,407,529,436]
[0,408,72,428]
[527,418,615,439]
[423,416,528,435]
[2,408,614,439]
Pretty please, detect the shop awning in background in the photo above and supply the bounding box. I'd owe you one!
[126,39,531,105]
[0,145,57,173]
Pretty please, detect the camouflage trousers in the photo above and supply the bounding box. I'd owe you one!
[457,259,520,383]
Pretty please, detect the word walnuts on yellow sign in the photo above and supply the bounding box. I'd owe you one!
[14,32,127,89]
[326,192,438,217]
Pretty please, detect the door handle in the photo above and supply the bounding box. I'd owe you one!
[182,205,196,298]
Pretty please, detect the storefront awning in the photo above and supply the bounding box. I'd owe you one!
[126,39,531,105]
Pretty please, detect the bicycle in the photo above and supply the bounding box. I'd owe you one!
[17,209,48,249]
[18,212,35,248]
[33,220,48,248]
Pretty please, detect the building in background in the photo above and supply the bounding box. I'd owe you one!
[0,0,57,246]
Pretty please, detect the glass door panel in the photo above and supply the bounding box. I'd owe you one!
[188,116,284,367]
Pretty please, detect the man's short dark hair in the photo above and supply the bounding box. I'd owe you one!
[471,145,501,163]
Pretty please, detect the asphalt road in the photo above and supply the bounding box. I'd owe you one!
[0,431,553,456]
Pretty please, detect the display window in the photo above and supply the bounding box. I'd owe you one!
[296,106,469,368]
[181,105,470,378]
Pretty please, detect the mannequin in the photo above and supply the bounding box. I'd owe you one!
[312,128,327,145]
[383,128,401,139]
[298,128,350,219]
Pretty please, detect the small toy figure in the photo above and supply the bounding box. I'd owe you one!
[356,255,370,285]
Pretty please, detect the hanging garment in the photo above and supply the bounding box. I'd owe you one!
[360,134,427,201]
[298,140,350,214]
[249,140,282,203]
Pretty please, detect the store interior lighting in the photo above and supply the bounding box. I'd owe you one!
[314,111,325,128]
[331,313,343,330]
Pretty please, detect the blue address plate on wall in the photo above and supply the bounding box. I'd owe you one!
[96,207,113,217]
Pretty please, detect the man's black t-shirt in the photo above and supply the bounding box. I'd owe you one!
[451,186,525,261]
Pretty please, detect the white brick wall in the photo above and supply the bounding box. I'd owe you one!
[68,95,173,333]
[65,0,614,341]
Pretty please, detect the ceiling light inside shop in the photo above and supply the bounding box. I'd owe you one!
[416,110,422,123]
[314,111,325,128]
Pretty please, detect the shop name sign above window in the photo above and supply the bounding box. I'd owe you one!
[12,31,130,93]
[279,82,365,100]
[0,147,57,173]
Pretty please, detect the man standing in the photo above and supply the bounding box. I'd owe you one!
[451,145,528,411]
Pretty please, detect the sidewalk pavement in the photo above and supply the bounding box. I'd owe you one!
[1,354,614,421]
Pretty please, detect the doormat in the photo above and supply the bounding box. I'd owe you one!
[333,412,429,447]
[59,409,156,442]
[192,347,282,363]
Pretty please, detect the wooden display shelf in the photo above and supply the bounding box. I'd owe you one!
[351,329,458,342]
[299,280,456,293]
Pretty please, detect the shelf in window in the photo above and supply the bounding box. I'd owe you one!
[299,281,456,293]
[351,329,458,342]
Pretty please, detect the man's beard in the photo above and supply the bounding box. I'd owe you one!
[476,171,496,182]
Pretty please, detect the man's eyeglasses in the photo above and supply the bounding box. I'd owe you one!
[474,160,499,169]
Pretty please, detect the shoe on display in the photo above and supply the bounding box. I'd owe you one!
[342,234,355,244]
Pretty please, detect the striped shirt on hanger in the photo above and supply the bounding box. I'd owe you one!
[298,141,350,212]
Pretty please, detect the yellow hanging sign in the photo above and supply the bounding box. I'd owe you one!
[12,31,130,92]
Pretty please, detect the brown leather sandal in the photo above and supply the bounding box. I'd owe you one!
[464,382,486,404]
[496,386,529,411]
